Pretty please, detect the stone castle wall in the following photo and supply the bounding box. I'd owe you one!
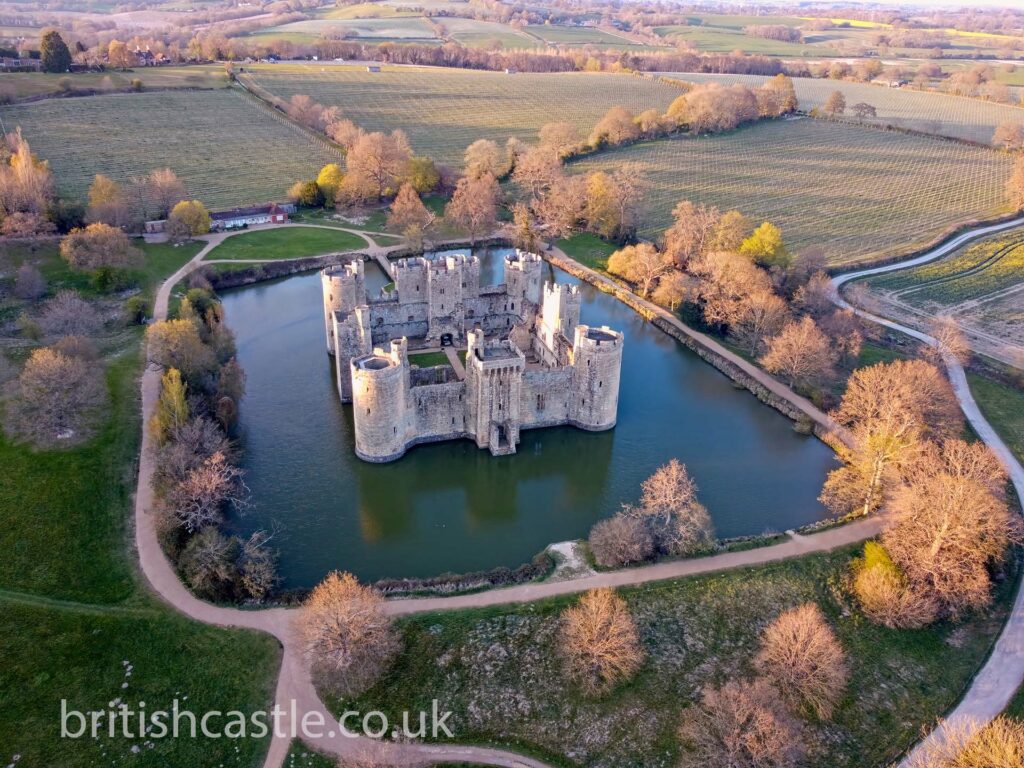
[324,250,622,462]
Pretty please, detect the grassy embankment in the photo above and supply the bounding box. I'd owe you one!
[326,546,1017,768]
[0,240,281,767]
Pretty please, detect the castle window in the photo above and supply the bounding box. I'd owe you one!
[367,408,371,414]
[498,403,502,411]
[440,288,444,295]
[452,417,455,425]
[599,381,602,388]
[537,394,545,411]
[394,427,397,434]
[462,282,466,288]
[511,302,515,310]
[408,315,414,322]
[441,304,444,311]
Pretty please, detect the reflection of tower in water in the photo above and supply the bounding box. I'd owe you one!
[351,425,616,544]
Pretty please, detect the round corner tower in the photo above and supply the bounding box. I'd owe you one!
[571,324,623,431]
[321,260,366,354]
[350,345,408,462]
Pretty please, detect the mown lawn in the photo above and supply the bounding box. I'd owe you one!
[555,232,618,270]
[408,350,451,368]
[205,227,368,261]
[333,547,1016,768]
[0,238,281,767]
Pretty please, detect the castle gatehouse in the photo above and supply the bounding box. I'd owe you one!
[321,250,623,462]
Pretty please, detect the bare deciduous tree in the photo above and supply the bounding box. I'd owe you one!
[821,359,961,518]
[60,222,142,271]
[559,588,644,694]
[607,243,671,298]
[883,439,1022,620]
[629,458,714,556]
[755,603,849,719]
[907,716,1024,768]
[164,451,246,532]
[4,346,106,447]
[589,513,655,567]
[445,173,500,245]
[340,130,413,202]
[733,288,790,356]
[663,200,721,268]
[759,315,835,386]
[463,139,506,179]
[651,269,692,311]
[679,678,806,768]
[929,315,971,365]
[993,121,1024,152]
[39,290,103,337]
[13,263,47,301]
[538,121,580,157]
[297,571,400,697]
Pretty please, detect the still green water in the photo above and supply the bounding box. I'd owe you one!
[221,249,837,588]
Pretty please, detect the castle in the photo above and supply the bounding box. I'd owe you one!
[321,250,623,462]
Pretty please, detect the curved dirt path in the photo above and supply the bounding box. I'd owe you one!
[830,216,1024,766]
[134,227,888,768]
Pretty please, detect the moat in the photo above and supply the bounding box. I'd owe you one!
[222,248,838,588]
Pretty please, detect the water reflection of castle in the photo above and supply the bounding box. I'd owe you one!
[351,425,618,543]
[321,251,623,462]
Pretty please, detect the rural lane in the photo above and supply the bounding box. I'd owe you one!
[829,215,1024,766]
[130,220,1019,768]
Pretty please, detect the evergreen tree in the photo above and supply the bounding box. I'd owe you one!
[40,30,72,73]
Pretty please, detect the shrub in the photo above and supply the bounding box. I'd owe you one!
[559,587,644,695]
[12,264,47,301]
[39,290,102,337]
[851,541,939,629]
[589,513,655,567]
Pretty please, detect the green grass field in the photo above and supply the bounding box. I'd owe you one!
[334,546,1016,768]
[0,240,280,767]
[0,66,228,101]
[239,64,681,166]
[2,88,342,210]
[655,73,1024,145]
[969,374,1024,463]
[570,118,1012,266]
[408,350,451,367]
[204,227,368,261]
[555,232,618,270]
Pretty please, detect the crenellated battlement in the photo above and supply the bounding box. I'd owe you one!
[322,250,622,462]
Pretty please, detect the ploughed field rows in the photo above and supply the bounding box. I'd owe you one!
[1,88,342,210]
[656,72,1024,145]
[860,231,1024,368]
[241,65,680,166]
[570,118,1012,266]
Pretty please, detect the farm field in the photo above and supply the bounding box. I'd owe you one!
[0,65,228,101]
[859,230,1024,368]
[570,118,1013,267]
[524,23,642,47]
[1,87,342,209]
[654,24,831,56]
[253,15,439,42]
[240,64,681,165]
[443,17,540,48]
[656,72,1024,145]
